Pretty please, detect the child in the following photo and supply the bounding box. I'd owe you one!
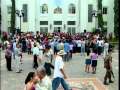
[85,49,91,73]
[24,72,38,90]
[91,49,98,74]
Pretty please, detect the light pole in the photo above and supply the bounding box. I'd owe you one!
[15,10,24,35]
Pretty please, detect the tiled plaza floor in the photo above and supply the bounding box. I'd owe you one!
[0,50,119,90]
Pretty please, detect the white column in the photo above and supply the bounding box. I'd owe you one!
[1,0,11,32]
[28,0,35,32]
[80,0,88,32]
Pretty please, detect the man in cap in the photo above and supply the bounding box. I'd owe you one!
[52,50,69,90]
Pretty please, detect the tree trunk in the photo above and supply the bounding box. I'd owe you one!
[114,0,119,39]
[10,0,16,35]
[97,0,104,34]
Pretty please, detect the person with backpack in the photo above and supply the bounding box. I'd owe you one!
[104,50,114,85]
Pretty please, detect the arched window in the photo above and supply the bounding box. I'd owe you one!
[41,4,48,14]
[69,4,76,14]
[54,6,62,14]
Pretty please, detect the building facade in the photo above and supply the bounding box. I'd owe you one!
[1,0,114,34]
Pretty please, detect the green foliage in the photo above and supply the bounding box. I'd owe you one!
[10,0,16,35]
[114,0,119,39]
[97,0,104,31]
[92,28,96,33]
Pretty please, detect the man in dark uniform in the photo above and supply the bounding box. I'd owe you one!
[104,50,114,85]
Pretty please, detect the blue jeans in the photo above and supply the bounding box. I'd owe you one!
[81,46,85,55]
[52,77,69,90]
[64,52,69,61]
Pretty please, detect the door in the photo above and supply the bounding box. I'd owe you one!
[54,27,62,32]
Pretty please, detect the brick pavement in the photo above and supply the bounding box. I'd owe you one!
[0,50,119,90]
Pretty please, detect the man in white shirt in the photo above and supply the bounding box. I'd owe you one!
[52,50,69,90]
[44,45,54,76]
[32,44,40,69]
[77,39,81,53]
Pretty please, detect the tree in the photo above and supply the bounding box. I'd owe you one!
[114,0,119,39]
[10,0,16,35]
[97,0,104,34]
[0,3,1,37]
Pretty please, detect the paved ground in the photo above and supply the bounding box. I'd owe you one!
[0,50,119,90]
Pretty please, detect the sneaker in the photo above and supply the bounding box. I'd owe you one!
[103,82,109,85]
[16,71,21,73]
[109,80,114,83]
[92,72,96,74]
[8,69,13,71]
[20,69,23,71]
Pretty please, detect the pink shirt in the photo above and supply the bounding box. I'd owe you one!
[90,53,98,60]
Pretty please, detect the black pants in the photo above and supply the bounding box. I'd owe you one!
[44,62,54,76]
[51,55,53,63]
[54,47,58,55]
[69,50,72,59]
[33,55,38,69]
[22,45,27,52]
[64,52,70,62]
[77,47,81,53]
[98,46,102,55]
[5,56,12,71]
[28,48,31,54]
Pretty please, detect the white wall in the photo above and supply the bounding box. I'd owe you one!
[1,0,11,32]
[36,0,78,33]
[1,0,115,34]
[86,0,98,32]
[102,0,114,34]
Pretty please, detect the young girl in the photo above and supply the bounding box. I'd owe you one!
[91,49,98,74]
[24,72,38,90]
[85,49,91,73]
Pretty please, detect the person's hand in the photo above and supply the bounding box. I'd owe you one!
[64,75,67,79]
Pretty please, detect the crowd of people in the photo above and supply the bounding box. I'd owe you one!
[2,31,115,90]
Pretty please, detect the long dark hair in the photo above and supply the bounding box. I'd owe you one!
[25,72,35,84]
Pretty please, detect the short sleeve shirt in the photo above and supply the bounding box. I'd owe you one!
[53,56,64,78]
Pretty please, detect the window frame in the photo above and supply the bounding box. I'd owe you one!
[40,4,48,14]
[69,4,76,14]
[7,6,12,14]
[40,21,48,25]
[103,7,107,14]
[54,21,62,25]
[67,21,76,25]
